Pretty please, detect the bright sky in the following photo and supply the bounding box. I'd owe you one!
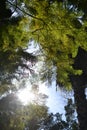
[16,41,74,120]
[17,79,71,120]
[39,81,69,120]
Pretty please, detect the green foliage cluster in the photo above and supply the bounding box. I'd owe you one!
[0,112,25,130]
[0,1,37,93]
[0,17,29,52]
[1,0,87,90]
[0,101,48,130]
[38,98,78,130]
[0,95,78,130]
[25,0,87,89]
[0,1,87,129]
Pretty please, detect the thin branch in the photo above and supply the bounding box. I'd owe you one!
[7,0,46,24]
[32,27,44,33]
[12,0,18,14]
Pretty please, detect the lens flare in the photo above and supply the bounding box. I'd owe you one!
[17,88,34,105]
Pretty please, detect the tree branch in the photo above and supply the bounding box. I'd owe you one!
[7,0,46,24]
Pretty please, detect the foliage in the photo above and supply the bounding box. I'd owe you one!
[0,48,37,94]
[0,93,48,130]
[0,81,48,130]
[0,1,87,129]
[64,98,78,130]
[38,98,78,130]
[0,0,87,91]
[0,0,87,89]
[0,94,78,130]
[0,111,25,130]
[26,0,87,89]
[0,0,37,93]
[23,104,48,130]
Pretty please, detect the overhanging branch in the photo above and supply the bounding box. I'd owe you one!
[7,0,46,24]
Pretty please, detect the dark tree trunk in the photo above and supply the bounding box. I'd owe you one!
[70,47,87,130]
[70,75,87,130]
[74,87,87,130]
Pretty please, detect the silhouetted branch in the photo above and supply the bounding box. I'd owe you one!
[7,0,46,24]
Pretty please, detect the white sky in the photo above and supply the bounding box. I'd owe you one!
[39,81,67,114]
[17,41,74,120]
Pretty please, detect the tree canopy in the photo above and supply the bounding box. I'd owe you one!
[1,0,87,89]
[0,0,87,129]
[23,0,87,88]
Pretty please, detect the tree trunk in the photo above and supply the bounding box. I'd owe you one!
[70,75,87,130]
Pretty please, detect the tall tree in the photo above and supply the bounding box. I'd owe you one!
[0,0,38,93]
[38,98,78,130]
[24,1,87,129]
[0,0,87,129]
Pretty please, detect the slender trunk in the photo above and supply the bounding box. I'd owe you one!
[70,75,87,130]
[74,86,87,130]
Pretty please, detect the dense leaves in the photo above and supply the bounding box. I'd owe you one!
[0,87,48,130]
[27,0,87,88]
[38,98,78,130]
[0,0,38,93]
[0,0,87,130]
[0,95,78,130]
[1,0,87,89]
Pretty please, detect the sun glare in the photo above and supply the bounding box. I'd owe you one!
[17,88,35,105]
